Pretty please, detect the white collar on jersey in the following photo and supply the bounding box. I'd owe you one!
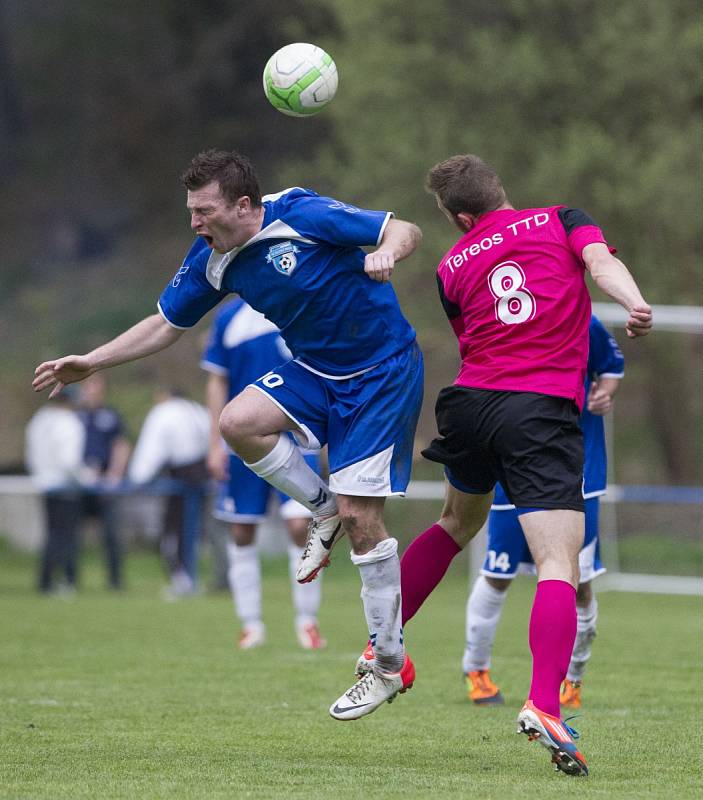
[205,219,315,290]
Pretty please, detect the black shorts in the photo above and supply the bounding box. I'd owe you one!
[422,386,584,512]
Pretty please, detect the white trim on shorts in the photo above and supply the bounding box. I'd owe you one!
[329,444,406,497]
[293,359,378,381]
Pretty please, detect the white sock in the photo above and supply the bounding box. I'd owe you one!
[288,544,321,627]
[351,538,404,673]
[245,435,337,517]
[226,542,262,626]
[462,576,509,673]
[567,594,598,682]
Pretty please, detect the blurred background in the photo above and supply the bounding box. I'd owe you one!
[1,0,702,583]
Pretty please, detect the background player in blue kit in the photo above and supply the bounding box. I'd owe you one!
[463,315,624,708]
[33,149,424,721]
[201,298,326,651]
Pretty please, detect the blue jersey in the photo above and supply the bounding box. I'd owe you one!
[78,406,124,473]
[493,314,624,506]
[158,189,416,376]
[200,297,291,400]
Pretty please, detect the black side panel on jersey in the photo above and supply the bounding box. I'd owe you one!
[437,273,461,320]
[557,207,597,234]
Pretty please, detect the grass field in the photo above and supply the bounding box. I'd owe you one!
[2,539,702,799]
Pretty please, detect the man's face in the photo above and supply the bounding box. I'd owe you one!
[187,182,253,253]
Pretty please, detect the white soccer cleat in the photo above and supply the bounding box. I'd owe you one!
[238,622,266,650]
[296,621,327,650]
[355,641,375,677]
[295,513,344,583]
[329,655,415,721]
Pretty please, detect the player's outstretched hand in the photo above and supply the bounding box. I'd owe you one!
[364,251,395,283]
[625,305,653,338]
[33,355,95,398]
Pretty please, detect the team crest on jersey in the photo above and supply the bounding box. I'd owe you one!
[172,264,190,287]
[266,241,300,276]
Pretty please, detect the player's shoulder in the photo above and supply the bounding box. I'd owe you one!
[262,186,319,210]
[552,205,598,234]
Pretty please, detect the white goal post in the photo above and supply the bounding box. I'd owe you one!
[397,303,703,596]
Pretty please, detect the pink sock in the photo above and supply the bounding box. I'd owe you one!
[528,579,577,718]
[401,523,462,624]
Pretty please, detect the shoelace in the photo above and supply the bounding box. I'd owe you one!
[346,671,376,704]
[301,520,320,559]
[563,715,582,740]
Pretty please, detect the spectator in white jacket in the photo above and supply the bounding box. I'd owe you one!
[129,389,210,596]
[26,387,87,593]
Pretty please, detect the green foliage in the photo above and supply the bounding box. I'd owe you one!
[312,0,703,305]
[2,0,703,478]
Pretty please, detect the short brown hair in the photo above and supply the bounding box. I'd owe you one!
[181,149,262,206]
[426,155,506,216]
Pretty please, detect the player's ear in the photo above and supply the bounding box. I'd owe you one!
[455,211,476,233]
[236,196,252,214]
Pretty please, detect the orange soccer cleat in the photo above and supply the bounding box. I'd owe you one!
[296,621,327,650]
[466,669,504,705]
[560,679,582,709]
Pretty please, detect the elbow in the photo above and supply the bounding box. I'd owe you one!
[401,221,422,255]
[586,255,613,285]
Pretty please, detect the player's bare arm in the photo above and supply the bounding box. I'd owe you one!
[205,372,230,481]
[33,313,184,398]
[586,375,621,415]
[582,243,653,338]
[364,218,422,283]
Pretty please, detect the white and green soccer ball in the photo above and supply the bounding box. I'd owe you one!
[263,43,338,117]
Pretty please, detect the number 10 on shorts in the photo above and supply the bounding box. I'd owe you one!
[488,261,536,325]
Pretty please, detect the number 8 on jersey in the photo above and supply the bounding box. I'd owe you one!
[488,261,536,325]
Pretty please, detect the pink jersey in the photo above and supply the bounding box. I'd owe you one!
[436,206,614,410]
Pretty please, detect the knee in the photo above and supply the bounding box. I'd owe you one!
[339,510,363,538]
[286,518,309,548]
[218,401,255,449]
[338,508,384,554]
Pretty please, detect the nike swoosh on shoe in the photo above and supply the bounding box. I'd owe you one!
[331,702,371,715]
[320,523,342,550]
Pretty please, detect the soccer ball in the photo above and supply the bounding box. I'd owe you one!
[263,43,338,117]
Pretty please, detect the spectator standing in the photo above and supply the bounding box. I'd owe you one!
[77,373,131,589]
[128,389,210,596]
[25,387,86,593]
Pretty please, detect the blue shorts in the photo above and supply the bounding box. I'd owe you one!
[250,342,424,496]
[214,449,320,523]
[482,496,605,582]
